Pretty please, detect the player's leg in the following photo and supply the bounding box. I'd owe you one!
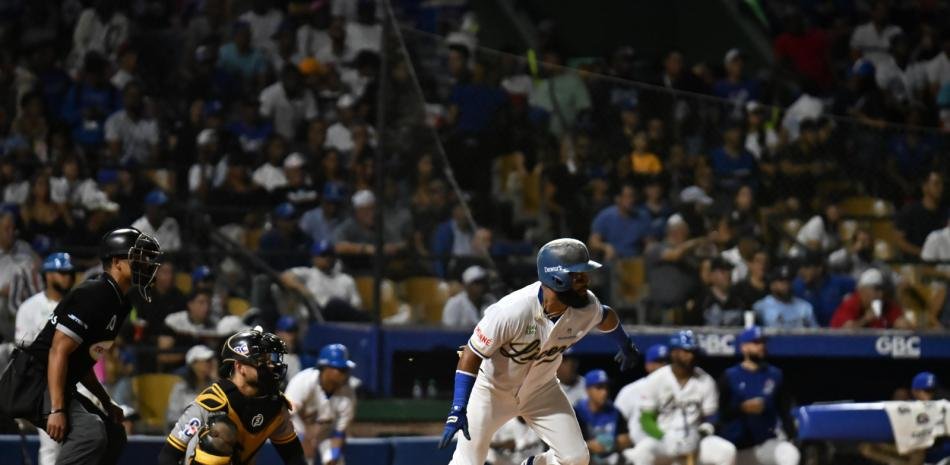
[624,436,674,465]
[751,439,799,465]
[37,428,61,465]
[449,381,517,465]
[518,381,588,465]
[697,435,737,465]
[52,400,108,465]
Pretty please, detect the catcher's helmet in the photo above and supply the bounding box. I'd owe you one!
[537,238,601,292]
[220,326,289,384]
[99,227,162,302]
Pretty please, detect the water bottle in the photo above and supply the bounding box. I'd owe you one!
[412,379,424,399]
[426,379,438,398]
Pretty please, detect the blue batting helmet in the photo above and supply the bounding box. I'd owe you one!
[536,238,601,292]
[669,330,699,351]
[913,372,937,391]
[41,252,74,273]
[317,343,356,370]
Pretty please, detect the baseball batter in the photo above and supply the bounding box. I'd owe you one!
[439,238,641,465]
[625,331,736,465]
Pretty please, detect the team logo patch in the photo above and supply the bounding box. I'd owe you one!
[234,342,250,356]
[251,413,264,427]
[526,325,536,336]
[763,378,776,396]
[180,418,201,438]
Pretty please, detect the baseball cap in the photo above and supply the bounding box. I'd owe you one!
[191,265,214,283]
[273,202,296,220]
[669,330,699,351]
[298,57,325,76]
[196,129,217,147]
[768,265,794,282]
[912,372,937,390]
[185,345,216,365]
[42,252,74,273]
[318,343,357,369]
[850,58,876,78]
[583,369,609,387]
[144,189,169,207]
[680,186,713,206]
[352,189,375,208]
[283,152,306,169]
[737,326,765,346]
[745,100,764,114]
[276,316,298,333]
[858,268,884,288]
[645,344,669,364]
[337,94,356,109]
[667,213,687,228]
[724,48,742,65]
[310,239,335,256]
[462,265,488,285]
[322,182,346,203]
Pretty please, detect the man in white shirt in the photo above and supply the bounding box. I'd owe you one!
[239,0,284,56]
[131,190,182,252]
[442,265,497,329]
[252,137,289,192]
[849,1,902,66]
[926,35,950,93]
[188,129,218,196]
[104,81,159,165]
[280,240,368,322]
[285,344,358,465]
[613,344,669,444]
[325,94,357,152]
[260,65,318,140]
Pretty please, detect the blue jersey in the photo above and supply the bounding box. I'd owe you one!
[574,399,628,464]
[718,363,791,449]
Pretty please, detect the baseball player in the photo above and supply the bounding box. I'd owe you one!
[718,327,798,465]
[614,344,670,444]
[158,327,305,465]
[285,344,358,465]
[439,238,641,465]
[625,330,736,465]
[0,228,161,465]
[573,370,632,465]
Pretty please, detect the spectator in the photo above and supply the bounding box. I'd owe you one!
[774,118,828,210]
[315,17,357,68]
[1,159,29,205]
[713,49,760,119]
[753,265,818,328]
[792,253,856,327]
[573,370,632,465]
[217,21,268,84]
[829,228,877,280]
[68,0,129,70]
[629,131,663,179]
[11,92,50,161]
[589,183,651,261]
[14,253,74,347]
[188,129,218,200]
[131,190,182,252]
[447,60,507,137]
[228,98,274,155]
[441,265,497,329]
[325,95,359,152]
[252,136,290,192]
[795,201,842,255]
[743,101,779,163]
[773,13,833,90]
[333,190,406,266]
[345,1,382,54]
[19,173,74,242]
[849,0,902,66]
[614,344,669,445]
[260,64,318,140]
[239,0,284,54]
[693,257,749,327]
[432,203,477,278]
[722,233,760,283]
[642,177,673,239]
[644,214,705,324]
[718,327,799,465]
[159,289,220,368]
[60,52,120,150]
[0,209,42,327]
[557,352,585,405]
[927,32,950,95]
[529,49,592,137]
[710,123,757,194]
[165,345,216,428]
[274,316,302,381]
[894,171,944,257]
[110,46,139,91]
[300,182,346,244]
[268,20,303,75]
[129,262,187,344]
[259,202,311,270]
[105,81,160,165]
[831,268,910,329]
[272,153,318,210]
[279,240,369,322]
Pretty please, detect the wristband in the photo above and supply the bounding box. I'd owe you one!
[330,447,342,461]
[452,370,477,409]
[48,409,65,415]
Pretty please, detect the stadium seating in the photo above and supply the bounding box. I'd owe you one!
[131,373,182,432]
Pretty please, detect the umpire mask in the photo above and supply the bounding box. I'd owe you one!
[128,233,162,302]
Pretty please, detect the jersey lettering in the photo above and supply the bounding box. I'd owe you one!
[474,327,493,347]
[499,339,570,364]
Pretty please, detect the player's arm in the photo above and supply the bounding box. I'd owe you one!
[597,305,639,371]
[639,410,664,440]
[46,329,80,441]
[271,410,306,465]
[716,373,740,424]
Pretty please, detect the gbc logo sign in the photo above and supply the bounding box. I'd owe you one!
[697,334,735,356]
[875,336,921,358]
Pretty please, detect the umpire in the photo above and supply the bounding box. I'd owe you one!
[0,227,162,465]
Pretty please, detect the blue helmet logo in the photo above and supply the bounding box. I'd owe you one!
[536,239,601,292]
[317,343,356,370]
[669,330,699,351]
[41,252,74,273]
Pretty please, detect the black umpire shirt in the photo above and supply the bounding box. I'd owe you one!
[26,273,132,386]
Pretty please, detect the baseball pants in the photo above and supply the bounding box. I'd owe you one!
[35,389,127,465]
[736,439,799,465]
[624,435,736,465]
[449,380,589,465]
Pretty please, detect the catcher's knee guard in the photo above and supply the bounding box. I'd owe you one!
[190,413,238,465]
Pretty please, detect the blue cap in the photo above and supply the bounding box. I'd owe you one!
[41,252,74,273]
[584,369,609,386]
[913,372,937,390]
[318,343,356,369]
[97,169,119,185]
[276,316,298,332]
[310,239,334,256]
[645,344,669,363]
[850,58,875,78]
[274,202,296,219]
[31,235,52,255]
[737,326,765,345]
[191,265,213,283]
[536,238,601,292]
[144,189,169,206]
[669,330,699,351]
[322,182,346,202]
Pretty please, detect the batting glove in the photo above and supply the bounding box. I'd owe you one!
[614,339,641,371]
[438,405,470,449]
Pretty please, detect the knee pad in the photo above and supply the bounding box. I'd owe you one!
[191,413,238,465]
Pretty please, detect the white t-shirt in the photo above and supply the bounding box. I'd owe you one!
[104,110,160,165]
[637,365,718,439]
[188,163,215,193]
[796,215,835,252]
[259,82,318,140]
[345,22,382,54]
[239,9,284,56]
[468,282,604,397]
[927,52,950,88]
[325,122,353,152]
[285,368,356,442]
[614,378,649,443]
[132,215,182,252]
[296,26,330,59]
[849,22,902,65]
[14,291,58,347]
[922,227,950,274]
[442,291,496,329]
[287,266,361,308]
[251,162,288,192]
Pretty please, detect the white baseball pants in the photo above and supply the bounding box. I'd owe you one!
[736,439,799,465]
[624,435,736,465]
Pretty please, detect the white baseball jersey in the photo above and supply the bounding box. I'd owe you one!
[284,368,356,439]
[14,291,58,347]
[614,378,649,443]
[637,365,718,438]
[467,282,605,397]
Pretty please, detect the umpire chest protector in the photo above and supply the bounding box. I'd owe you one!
[193,380,294,463]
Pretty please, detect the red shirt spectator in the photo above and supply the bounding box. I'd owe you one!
[774,16,833,89]
[829,292,902,328]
